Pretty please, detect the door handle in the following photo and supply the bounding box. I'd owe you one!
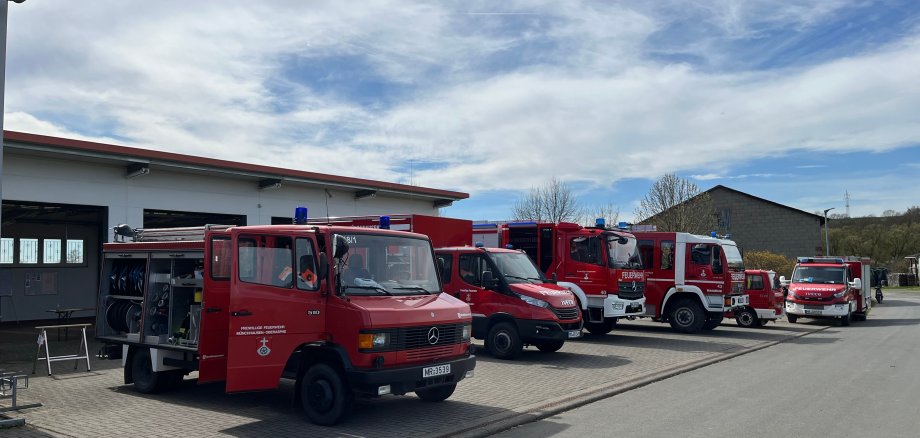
[206,307,222,313]
[231,310,252,317]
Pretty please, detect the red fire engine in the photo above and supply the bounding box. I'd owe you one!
[781,256,871,325]
[728,269,785,328]
[96,210,475,426]
[495,220,646,336]
[633,231,748,333]
[436,245,582,359]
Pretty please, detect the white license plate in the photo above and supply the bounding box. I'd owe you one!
[804,309,822,315]
[422,364,451,378]
[567,330,581,339]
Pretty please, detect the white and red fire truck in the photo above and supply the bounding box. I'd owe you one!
[96,210,475,426]
[781,256,871,325]
[632,231,748,333]
[727,269,785,328]
[436,245,582,359]
[496,220,646,336]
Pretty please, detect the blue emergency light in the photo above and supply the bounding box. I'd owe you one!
[617,222,629,230]
[294,206,308,224]
[474,242,485,248]
[710,231,718,237]
[379,215,391,230]
[504,244,514,249]
[595,218,606,228]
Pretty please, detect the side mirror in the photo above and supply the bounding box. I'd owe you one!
[332,235,350,259]
[481,270,498,289]
[317,253,328,281]
[779,276,789,287]
[548,273,558,284]
[850,278,862,290]
[712,262,723,275]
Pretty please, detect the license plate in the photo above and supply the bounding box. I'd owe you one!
[422,364,451,378]
[567,330,581,339]
[804,309,822,315]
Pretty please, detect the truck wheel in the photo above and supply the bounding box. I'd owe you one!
[487,322,523,360]
[301,363,353,426]
[584,319,615,336]
[130,348,163,394]
[787,314,798,324]
[534,340,565,353]
[702,315,723,331]
[840,311,851,327]
[735,308,760,328]
[415,383,457,402]
[668,299,706,334]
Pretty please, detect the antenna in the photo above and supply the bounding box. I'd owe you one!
[845,191,850,218]
[324,189,332,224]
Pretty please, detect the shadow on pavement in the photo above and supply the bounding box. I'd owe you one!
[473,348,632,370]
[873,299,920,308]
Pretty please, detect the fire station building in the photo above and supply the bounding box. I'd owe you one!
[0,131,468,322]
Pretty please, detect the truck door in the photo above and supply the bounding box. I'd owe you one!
[198,233,232,383]
[745,272,766,310]
[225,233,326,392]
[457,253,492,311]
[563,235,605,295]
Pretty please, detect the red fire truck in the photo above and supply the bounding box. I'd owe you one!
[727,270,784,328]
[633,231,748,333]
[497,220,646,336]
[96,212,475,426]
[436,245,582,359]
[781,256,871,325]
[310,214,471,247]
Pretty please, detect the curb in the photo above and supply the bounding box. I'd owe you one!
[437,325,828,438]
[0,417,26,428]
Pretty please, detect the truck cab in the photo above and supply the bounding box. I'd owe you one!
[498,220,646,336]
[633,231,748,333]
[97,217,475,426]
[436,246,582,359]
[728,269,784,328]
[782,256,871,325]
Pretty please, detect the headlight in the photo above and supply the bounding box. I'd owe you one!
[358,332,390,350]
[520,295,550,308]
[461,324,471,342]
[833,291,846,298]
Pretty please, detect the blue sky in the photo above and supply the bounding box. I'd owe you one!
[6,1,920,222]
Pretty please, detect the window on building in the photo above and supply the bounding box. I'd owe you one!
[19,238,38,264]
[44,239,62,264]
[66,240,85,264]
[717,209,731,231]
[0,238,12,264]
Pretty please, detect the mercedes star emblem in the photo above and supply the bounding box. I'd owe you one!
[427,327,440,345]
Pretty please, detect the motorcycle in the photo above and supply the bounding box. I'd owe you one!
[876,286,884,304]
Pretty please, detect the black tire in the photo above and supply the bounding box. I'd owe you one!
[668,299,706,334]
[415,383,457,402]
[787,314,798,323]
[487,322,523,360]
[534,340,565,353]
[840,310,851,327]
[130,348,163,394]
[734,308,760,328]
[301,363,353,426]
[584,318,616,336]
[702,315,723,331]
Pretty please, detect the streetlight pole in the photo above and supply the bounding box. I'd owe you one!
[0,0,22,239]
[823,207,835,256]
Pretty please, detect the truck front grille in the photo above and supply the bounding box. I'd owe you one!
[406,345,455,361]
[617,281,645,300]
[398,324,463,350]
[550,306,580,320]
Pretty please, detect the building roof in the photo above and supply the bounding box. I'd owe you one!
[3,130,468,205]
[704,185,824,224]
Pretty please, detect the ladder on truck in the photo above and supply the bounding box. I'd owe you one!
[115,224,235,242]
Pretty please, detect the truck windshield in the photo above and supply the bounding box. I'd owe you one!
[338,233,441,296]
[606,234,643,269]
[723,244,745,270]
[792,267,846,284]
[489,251,544,284]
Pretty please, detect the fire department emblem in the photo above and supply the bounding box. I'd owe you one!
[257,337,272,357]
[700,270,707,278]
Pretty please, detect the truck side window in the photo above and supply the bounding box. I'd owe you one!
[660,240,674,270]
[295,238,319,291]
[438,254,453,282]
[458,254,484,286]
[210,236,231,279]
[711,245,723,274]
[570,237,601,265]
[638,239,654,270]
[689,244,710,265]
[747,274,763,290]
[238,235,295,288]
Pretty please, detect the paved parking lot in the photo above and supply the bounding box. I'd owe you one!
[1,317,824,437]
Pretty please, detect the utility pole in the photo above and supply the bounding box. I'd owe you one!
[823,207,835,256]
[0,0,22,238]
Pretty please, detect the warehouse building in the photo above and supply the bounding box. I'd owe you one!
[0,131,467,322]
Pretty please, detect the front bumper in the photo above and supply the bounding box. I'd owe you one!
[602,296,645,318]
[785,301,850,317]
[345,354,476,396]
[516,319,583,343]
[708,294,748,312]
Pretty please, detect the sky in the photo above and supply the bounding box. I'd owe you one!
[5,0,920,222]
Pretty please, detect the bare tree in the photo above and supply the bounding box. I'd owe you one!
[634,173,715,234]
[581,203,620,227]
[512,178,581,223]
